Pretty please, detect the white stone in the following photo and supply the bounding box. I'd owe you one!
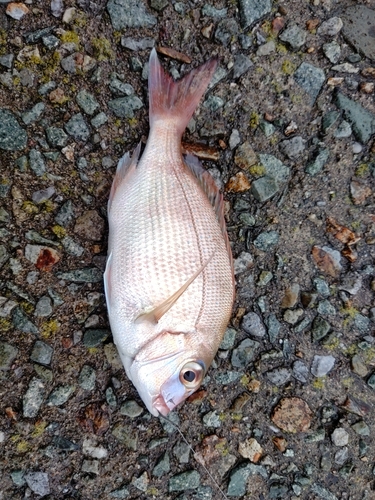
[331,427,349,447]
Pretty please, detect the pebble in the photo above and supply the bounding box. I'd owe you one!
[153,452,170,477]
[62,236,84,257]
[311,355,335,377]
[0,341,18,370]
[45,127,68,148]
[233,54,253,79]
[65,113,90,142]
[202,4,227,18]
[266,313,281,342]
[121,37,155,51]
[311,316,331,342]
[312,245,342,278]
[238,438,263,462]
[352,142,363,154]
[215,371,243,385]
[108,96,143,118]
[25,244,60,271]
[292,360,309,383]
[202,410,221,428]
[234,141,257,168]
[78,365,96,390]
[57,268,103,283]
[112,424,138,450]
[47,385,75,406]
[332,63,359,74]
[24,472,50,497]
[0,54,14,69]
[74,210,104,241]
[61,53,96,74]
[6,2,29,20]
[22,102,45,125]
[354,313,371,333]
[279,136,306,159]
[83,329,109,347]
[109,486,129,498]
[238,0,271,29]
[352,421,370,436]
[82,438,108,459]
[258,270,273,286]
[253,231,279,251]
[29,149,46,176]
[220,328,237,350]
[283,308,303,325]
[35,296,53,317]
[317,17,343,36]
[331,427,349,446]
[23,377,46,417]
[317,300,336,316]
[311,484,338,500]
[271,397,312,433]
[91,112,108,128]
[109,76,134,96]
[251,176,279,202]
[334,447,348,465]
[231,338,260,368]
[281,284,300,308]
[314,278,330,297]
[294,62,325,104]
[322,41,341,63]
[76,89,99,115]
[120,400,143,418]
[81,460,99,475]
[169,470,200,492]
[55,200,75,226]
[334,91,375,143]
[351,353,367,377]
[305,148,329,176]
[227,462,268,497]
[31,341,53,365]
[279,24,307,50]
[0,245,10,268]
[12,307,38,335]
[242,311,266,337]
[256,40,276,56]
[32,187,55,204]
[350,180,371,205]
[267,368,291,386]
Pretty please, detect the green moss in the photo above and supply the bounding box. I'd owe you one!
[312,377,325,389]
[342,343,358,357]
[51,225,66,238]
[363,347,375,364]
[249,111,260,130]
[0,318,11,332]
[20,302,34,314]
[22,201,38,215]
[43,200,56,213]
[351,221,361,230]
[40,320,60,339]
[146,488,159,496]
[16,440,31,453]
[31,421,47,438]
[276,43,288,55]
[231,413,242,421]
[249,164,266,177]
[60,30,80,46]
[341,377,353,389]
[355,163,369,177]
[281,59,296,75]
[73,11,88,28]
[128,117,138,127]
[92,37,114,61]
[0,28,7,55]
[240,374,250,386]
[41,51,61,81]
[323,336,340,350]
[113,31,122,44]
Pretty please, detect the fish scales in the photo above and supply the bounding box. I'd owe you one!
[105,49,234,416]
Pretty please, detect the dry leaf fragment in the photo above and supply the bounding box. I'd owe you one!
[156,46,192,64]
[312,245,342,277]
[182,141,219,161]
[326,217,360,246]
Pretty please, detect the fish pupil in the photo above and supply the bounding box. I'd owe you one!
[183,370,195,382]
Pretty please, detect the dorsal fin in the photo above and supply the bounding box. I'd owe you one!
[184,154,234,279]
[108,142,141,213]
[136,252,215,325]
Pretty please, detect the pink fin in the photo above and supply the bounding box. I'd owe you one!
[108,142,141,213]
[103,251,112,314]
[148,48,217,135]
[184,154,234,282]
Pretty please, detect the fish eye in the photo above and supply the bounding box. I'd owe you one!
[179,361,205,389]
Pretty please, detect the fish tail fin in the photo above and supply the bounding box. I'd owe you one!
[148,48,217,135]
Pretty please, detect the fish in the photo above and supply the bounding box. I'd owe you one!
[104,48,234,416]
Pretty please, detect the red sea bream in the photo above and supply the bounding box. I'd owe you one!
[104,49,234,416]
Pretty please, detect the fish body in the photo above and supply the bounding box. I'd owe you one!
[104,49,234,416]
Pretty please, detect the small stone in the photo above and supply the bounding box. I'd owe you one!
[334,447,348,465]
[74,210,104,241]
[281,284,300,308]
[294,62,325,105]
[24,472,50,497]
[12,307,38,335]
[293,360,309,383]
[120,400,144,418]
[82,438,108,459]
[271,397,312,433]
[0,54,14,69]
[305,148,329,176]
[323,41,341,64]
[112,424,138,450]
[231,338,260,368]
[279,24,307,50]
[257,40,276,56]
[226,172,251,192]
[251,176,279,202]
[238,0,271,29]
[311,355,335,377]
[55,200,75,226]
[317,17,343,36]
[153,452,170,477]
[6,2,29,20]
[47,385,75,406]
[0,341,18,370]
[79,365,96,390]
[215,371,243,385]
[83,329,109,347]
[258,270,272,286]
[22,102,45,125]
[91,112,108,128]
[29,149,46,176]
[23,377,46,417]
[56,268,103,283]
[233,54,253,79]
[311,484,338,500]
[312,245,342,277]
[214,19,239,46]
[0,245,10,268]
[76,90,99,115]
[202,410,221,428]
[81,460,99,475]
[332,63,359,74]
[46,127,68,148]
[108,96,143,119]
[233,252,253,275]
[354,314,371,334]
[169,470,200,492]
[331,427,349,446]
[173,441,191,463]
[32,187,55,204]
[283,308,303,325]
[34,296,53,317]
[352,421,370,436]
[279,136,305,159]
[238,438,263,462]
[30,341,53,366]
[65,113,90,142]
[334,91,375,143]
[203,95,224,112]
[62,236,84,257]
[234,141,257,169]
[267,368,291,386]
[227,463,268,497]
[311,316,331,341]
[25,244,60,271]
[351,355,368,377]
[350,180,372,205]
[266,313,281,342]
[242,312,266,337]
[253,231,279,251]
[220,328,237,350]
[229,130,241,150]
[107,0,157,29]
[317,300,336,316]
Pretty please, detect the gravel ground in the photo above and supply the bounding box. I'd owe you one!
[1,0,375,499]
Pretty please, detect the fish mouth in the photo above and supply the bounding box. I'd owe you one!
[152,394,173,416]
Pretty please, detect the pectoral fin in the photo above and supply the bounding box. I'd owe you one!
[136,253,214,324]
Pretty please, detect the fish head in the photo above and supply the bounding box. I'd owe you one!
[129,330,212,416]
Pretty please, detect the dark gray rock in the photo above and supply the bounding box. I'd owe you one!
[57,268,102,283]
[65,113,90,142]
[169,470,200,492]
[341,6,375,61]
[215,19,239,46]
[294,62,325,105]
[47,385,75,406]
[238,0,271,29]
[107,0,157,29]
[83,329,110,347]
[0,244,9,268]
[23,377,46,417]
[279,24,307,50]
[121,37,155,51]
[24,472,50,497]
[305,148,329,176]
[12,307,38,335]
[32,187,55,204]
[334,91,375,143]
[0,341,18,370]
[0,109,27,150]
[78,365,96,390]
[231,338,260,368]
[242,311,266,337]
[259,154,290,182]
[30,341,53,366]
[323,41,341,64]
[266,367,291,386]
[46,127,68,147]
[91,112,108,128]
[35,296,53,317]
[153,452,170,477]
[0,53,14,69]
[108,96,143,118]
[253,231,279,251]
[29,149,46,176]
[251,176,279,202]
[279,136,306,159]
[227,462,268,497]
[76,89,99,115]
[293,360,309,383]
[55,200,75,226]
[22,102,45,125]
